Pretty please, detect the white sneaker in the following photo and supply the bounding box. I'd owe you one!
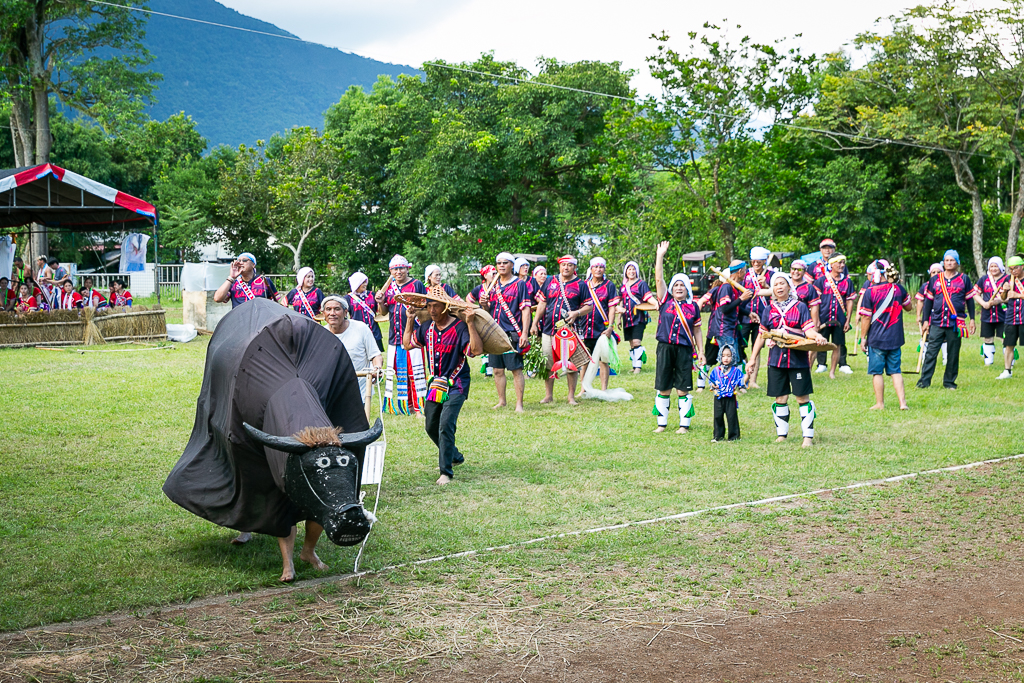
[996,370,1012,380]
[815,365,827,373]
[838,365,853,375]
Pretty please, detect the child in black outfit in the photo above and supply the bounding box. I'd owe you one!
[709,345,744,442]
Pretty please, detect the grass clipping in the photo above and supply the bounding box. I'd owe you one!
[0,306,166,347]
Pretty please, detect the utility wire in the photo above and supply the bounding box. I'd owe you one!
[11,0,1003,160]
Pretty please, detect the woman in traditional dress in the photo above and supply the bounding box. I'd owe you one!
[762,272,827,448]
[285,267,324,319]
[425,264,460,299]
[972,256,1009,367]
[108,279,133,308]
[80,277,108,309]
[14,282,38,312]
[57,280,83,310]
[345,272,384,351]
[620,260,657,374]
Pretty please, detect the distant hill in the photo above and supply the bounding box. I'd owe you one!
[142,0,418,148]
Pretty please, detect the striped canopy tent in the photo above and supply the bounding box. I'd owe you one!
[0,163,161,302]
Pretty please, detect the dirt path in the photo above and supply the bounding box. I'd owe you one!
[3,464,1023,682]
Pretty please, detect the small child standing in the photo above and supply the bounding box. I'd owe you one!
[709,345,744,442]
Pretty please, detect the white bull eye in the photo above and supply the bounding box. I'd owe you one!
[316,456,331,469]
[336,455,350,467]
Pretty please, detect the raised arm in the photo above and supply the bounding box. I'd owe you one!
[655,241,669,300]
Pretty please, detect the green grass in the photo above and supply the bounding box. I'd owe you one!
[1,316,1022,630]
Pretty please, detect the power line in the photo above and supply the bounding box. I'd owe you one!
[8,0,1003,160]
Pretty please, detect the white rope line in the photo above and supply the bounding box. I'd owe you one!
[353,451,1024,578]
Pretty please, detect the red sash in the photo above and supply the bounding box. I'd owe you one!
[937,274,969,338]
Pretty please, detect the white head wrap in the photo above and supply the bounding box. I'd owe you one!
[929,262,943,275]
[513,257,529,274]
[622,260,641,281]
[322,294,348,312]
[495,251,515,264]
[389,254,411,269]
[296,267,314,288]
[424,264,441,282]
[988,256,1006,274]
[589,256,607,268]
[868,259,890,284]
[750,246,770,261]
[668,273,693,303]
[770,271,797,305]
[533,265,547,277]
[348,271,368,292]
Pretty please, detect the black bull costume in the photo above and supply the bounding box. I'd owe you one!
[163,298,382,545]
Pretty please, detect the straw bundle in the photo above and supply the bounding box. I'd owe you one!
[93,306,167,342]
[83,307,105,346]
[0,310,85,346]
[0,306,167,348]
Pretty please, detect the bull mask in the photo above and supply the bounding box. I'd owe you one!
[243,419,383,546]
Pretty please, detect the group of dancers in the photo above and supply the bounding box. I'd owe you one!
[2,255,132,312]
[209,240,1024,482]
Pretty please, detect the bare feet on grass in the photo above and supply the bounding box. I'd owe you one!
[492,401,506,409]
[230,532,252,545]
[654,426,666,433]
[539,396,553,404]
[514,405,525,413]
[436,474,452,485]
[280,559,296,583]
[567,399,580,406]
[675,427,688,434]
[802,437,813,448]
[299,548,328,572]
[900,404,909,410]
[870,403,885,410]
[775,436,787,443]
[829,372,837,380]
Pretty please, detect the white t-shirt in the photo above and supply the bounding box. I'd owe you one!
[334,319,382,396]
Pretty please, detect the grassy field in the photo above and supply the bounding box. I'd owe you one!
[1,306,1022,631]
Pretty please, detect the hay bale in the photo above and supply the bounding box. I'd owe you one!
[93,307,166,342]
[83,307,105,346]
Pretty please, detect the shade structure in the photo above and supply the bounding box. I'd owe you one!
[0,164,156,230]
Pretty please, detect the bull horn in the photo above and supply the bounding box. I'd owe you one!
[337,418,383,447]
[243,422,311,454]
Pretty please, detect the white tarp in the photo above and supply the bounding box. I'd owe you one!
[181,262,231,292]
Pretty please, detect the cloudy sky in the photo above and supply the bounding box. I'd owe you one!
[216,0,912,95]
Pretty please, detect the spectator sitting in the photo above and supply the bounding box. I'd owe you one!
[0,276,15,311]
[57,280,84,310]
[24,277,50,311]
[79,277,109,309]
[109,279,132,308]
[14,282,38,312]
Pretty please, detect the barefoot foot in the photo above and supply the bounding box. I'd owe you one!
[280,563,296,583]
[654,426,666,433]
[514,405,525,413]
[299,548,329,571]
[899,404,909,410]
[567,399,580,406]
[775,436,787,443]
[492,402,506,409]
[675,427,688,434]
[539,396,553,404]
[436,474,452,485]
[869,403,885,410]
[802,437,814,448]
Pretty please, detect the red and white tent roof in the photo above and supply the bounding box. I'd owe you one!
[0,164,157,230]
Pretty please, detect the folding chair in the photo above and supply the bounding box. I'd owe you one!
[354,371,386,573]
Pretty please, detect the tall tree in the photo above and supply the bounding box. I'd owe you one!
[0,0,158,259]
[605,23,818,262]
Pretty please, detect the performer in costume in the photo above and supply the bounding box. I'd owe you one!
[620,260,657,374]
[741,247,774,388]
[285,267,324,319]
[0,276,16,311]
[531,265,548,305]
[707,260,751,370]
[214,252,281,308]
[377,254,429,414]
[811,238,849,280]
[24,277,50,310]
[532,255,593,406]
[323,295,382,398]
[813,254,856,377]
[57,280,83,309]
[695,282,721,392]
[108,279,132,308]
[345,272,383,352]
[581,256,620,392]
[480,252,531,411]
[35,256,55,309]
[749,258,821,376]
[403,287,483,485]
[971,256,1008,367]
[762,272,826,448]
[998,256,1024,379]
[916,263,945,366]
[515,258,538,305]
[12,256,31,286]
[651,241,704,433]
[79,276,108,309]
[917,249,976,390]
[709,345,744,442]
[13,282,37,312]
[859,261,913,410]
[425,264,460,299]
[467,264,498,377]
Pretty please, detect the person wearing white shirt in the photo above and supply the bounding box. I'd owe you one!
[323,295,382,397]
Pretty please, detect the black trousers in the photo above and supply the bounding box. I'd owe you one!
[816,325,848,367]
[713,395,740,441]
[917,325,962,389]
[424,390,467,477]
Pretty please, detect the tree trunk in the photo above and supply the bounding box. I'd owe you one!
[1006,145,1024,260]
[25,2,51,262]
[945,152,984,278]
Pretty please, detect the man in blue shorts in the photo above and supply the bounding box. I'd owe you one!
[859,261,913,410]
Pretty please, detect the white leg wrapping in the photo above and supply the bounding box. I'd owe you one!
[983,343,995,365]
[772,403,790,437]
[799,401,816,439]
[630,347,643,369]
[696,365,707,389]
[678,394,694,428]
[654,394,670,427]
[941,342,947,365]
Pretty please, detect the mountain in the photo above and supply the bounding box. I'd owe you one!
[142,0,418,148]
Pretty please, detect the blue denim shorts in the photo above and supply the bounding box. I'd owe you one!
[867,347,902,375]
